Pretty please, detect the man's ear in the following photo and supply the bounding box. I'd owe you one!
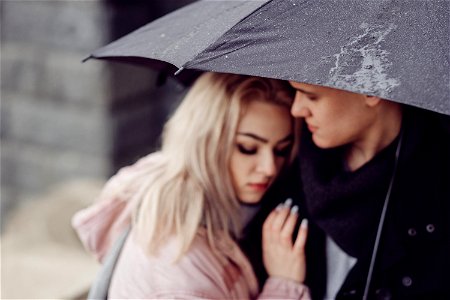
[364,95,382,107]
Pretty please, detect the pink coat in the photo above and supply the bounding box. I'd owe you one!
[72,153,311,299]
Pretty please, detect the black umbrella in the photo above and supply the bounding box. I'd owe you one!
[87,0,449,115]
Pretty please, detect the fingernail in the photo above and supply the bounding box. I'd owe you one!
[284,198,293,207]
[300,218,308,228]
[275,203,283,211]
[290,205,299,215]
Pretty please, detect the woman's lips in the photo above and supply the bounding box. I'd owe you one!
[248,183,269,191]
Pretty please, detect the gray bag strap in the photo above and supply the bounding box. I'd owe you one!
[87,226,131,300]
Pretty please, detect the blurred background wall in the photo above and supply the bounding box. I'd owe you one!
[1,0,194,298]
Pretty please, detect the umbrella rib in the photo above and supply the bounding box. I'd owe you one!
[174,67,184,76]
[184,40,254,70]
[178,0,273,72]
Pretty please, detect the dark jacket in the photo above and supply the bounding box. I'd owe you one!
[241,107,450,300]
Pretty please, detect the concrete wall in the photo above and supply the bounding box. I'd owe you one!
[1,0,192,224]
[1,0,195,298]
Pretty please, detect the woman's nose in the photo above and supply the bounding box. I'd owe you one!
[256,152,277,178]
[291,93,311,118]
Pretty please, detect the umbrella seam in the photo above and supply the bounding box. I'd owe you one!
[182,0,273,70]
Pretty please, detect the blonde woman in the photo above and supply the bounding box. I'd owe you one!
[73,72,310,299]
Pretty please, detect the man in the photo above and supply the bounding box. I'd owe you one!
[289,82,450,299]
[240,82,449,300]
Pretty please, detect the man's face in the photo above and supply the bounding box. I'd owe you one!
[288,81,377,149]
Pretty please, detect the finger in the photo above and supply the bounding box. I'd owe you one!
[270,199,293,231]
[293,218,308,252]
[279,206,299,243]
[262,204,282,232]
[270,207,290,232]
[262,207,282,245]
[263,209,275,230]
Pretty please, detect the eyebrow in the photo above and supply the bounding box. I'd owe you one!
[237,132,293,144]
[291,86,317,96]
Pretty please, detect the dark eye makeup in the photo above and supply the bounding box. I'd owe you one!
[237,143,292,157]
[274,145,292,157]
[237,144,257,155]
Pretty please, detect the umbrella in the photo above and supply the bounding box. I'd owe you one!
[86,0,450,116]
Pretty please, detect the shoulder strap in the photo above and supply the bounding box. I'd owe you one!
[87,226,131,300]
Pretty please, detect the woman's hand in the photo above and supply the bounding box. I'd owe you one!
[262,199,308,283]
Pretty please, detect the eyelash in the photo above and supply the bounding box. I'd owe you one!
[237,144,257,155]
[237,144,291,157]
[304,94,317,101]
[274,146,292,157]
[298,91,317,101]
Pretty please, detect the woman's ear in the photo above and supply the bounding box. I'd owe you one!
[364,95,382,107]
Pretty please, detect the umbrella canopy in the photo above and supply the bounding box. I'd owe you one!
[88,0,450,115]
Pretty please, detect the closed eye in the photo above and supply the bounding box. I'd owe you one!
[294,87,318,101]
[299,91,317,101]
[237,144,257,155]
[274,145,292,157]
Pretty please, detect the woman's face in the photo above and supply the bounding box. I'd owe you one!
[229,100,293,204]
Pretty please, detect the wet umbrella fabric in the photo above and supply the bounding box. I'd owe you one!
[88,0,450,116]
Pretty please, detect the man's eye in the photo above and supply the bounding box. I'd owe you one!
[237,144,257,155]
[274,146,292,157]
[300,92,317,101]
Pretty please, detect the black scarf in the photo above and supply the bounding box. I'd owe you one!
[299,125,399,259]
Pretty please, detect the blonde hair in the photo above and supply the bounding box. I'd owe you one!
[128,72,296,259]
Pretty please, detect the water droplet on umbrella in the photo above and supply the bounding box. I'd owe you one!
[160,33,166,38]
[364,65,373,69]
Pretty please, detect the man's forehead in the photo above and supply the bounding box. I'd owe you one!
[289,81,362,96]
[289,81,322,93]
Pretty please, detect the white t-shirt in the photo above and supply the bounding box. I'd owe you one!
[324,236,357,299]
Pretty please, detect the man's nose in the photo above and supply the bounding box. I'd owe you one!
[256,152,277,178]
[291,92,311,118]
